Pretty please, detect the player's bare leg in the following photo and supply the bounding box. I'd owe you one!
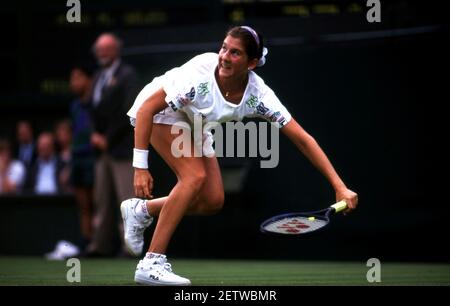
[145,156,224,217]
[128,124,223,285]
[147,124,224,253]
[120,127,224,258]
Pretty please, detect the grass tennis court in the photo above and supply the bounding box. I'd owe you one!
[1,256,449,286]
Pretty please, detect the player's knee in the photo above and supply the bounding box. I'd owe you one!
[202,193,224,215]
[181,170,207,193]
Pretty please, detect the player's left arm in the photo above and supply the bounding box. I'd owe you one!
[281,118,358,212]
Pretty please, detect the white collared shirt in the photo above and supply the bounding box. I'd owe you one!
[0,160,25,193]
[35,158,58,194]
[128,53,291,128]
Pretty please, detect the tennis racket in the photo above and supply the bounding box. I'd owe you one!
[260,200,347,235]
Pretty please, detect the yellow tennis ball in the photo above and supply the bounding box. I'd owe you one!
[308,217,315,221]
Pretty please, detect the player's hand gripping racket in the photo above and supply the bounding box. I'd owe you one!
[260,200,347,235]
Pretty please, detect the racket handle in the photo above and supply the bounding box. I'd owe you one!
[331,200,347,213]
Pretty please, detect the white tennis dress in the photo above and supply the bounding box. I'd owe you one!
[127,52,292,156]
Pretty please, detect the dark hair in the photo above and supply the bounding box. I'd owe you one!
[226,26,264,61]
[0,138,11,153]
[72,59,95,77]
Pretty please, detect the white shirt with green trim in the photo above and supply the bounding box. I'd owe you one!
[127,52,292,155]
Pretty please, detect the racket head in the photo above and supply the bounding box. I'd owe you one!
[260,211,330,235]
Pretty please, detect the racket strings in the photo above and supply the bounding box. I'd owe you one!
[263,217,327,234]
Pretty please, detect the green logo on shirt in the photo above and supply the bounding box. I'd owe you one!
[245,94,258,108]
[197,82,209,96]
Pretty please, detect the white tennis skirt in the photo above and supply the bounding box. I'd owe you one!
[128,78,215,157]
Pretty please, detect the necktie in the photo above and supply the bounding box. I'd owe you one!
[93,71,108,106]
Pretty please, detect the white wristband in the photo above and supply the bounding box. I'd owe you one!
[133,148,149,169]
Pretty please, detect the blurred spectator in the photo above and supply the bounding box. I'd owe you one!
[15,120,36,170]
[0,139,26,194]
[87,33,139,256]
[55,119,72,165]
[25,132,65,194]
[54,119,72,193]
[69,63,95,250]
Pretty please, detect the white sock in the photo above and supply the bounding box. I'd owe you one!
[135,200,150,221]
[145,252,164,259]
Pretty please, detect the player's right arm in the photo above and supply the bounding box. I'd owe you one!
[134,87,168,198]
[281,118,358,213]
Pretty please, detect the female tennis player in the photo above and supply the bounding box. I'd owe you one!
[121,26,358,285]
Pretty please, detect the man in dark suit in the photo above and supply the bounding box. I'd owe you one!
[87,33,140,256]
[24,132,66,194]
[15,120,37,174]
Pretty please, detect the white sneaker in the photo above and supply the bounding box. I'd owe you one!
[120,198,153,256]
[45,240,80,260]
[134,255,191,286]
